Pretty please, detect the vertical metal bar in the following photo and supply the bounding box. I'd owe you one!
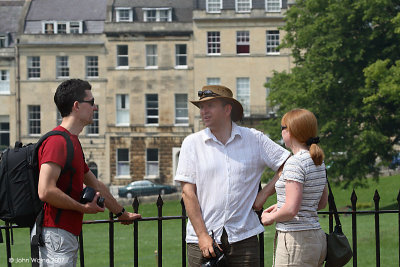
[256,209,264,267]
[109,212,114,267]
[373,190,380,267]
[133,197,139,267]
[180,198,187,267]
[328,192,333,233]
[5,223,12,267]
[397,190,400,267]
[79,230,85,267]
[157,195,164,267]
[351,190,358,267]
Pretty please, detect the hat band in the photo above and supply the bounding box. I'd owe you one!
[198,90,220,100]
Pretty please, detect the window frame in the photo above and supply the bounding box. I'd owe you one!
[145,44,158,69]
[145,94,159,125]
[143,8,172,22]
[86,107,99,135]
[116,45,129,68]
[0,116,10,148]
[86,56,99,78]
[116,148,130,178]
[236,31,250,55]
[236,77,251,117]
[265,0,282,12]
[206,0,222,13]
[27,56,40,79]
[28,105,41,136]
[42,21,83,34]
[116,7,133,22]
[236,0,252,13]
[0,70,10,94]
[207,31,221,55]
[56,56,70,78]
[175,44,187,69]
[266,30,280,55]
[116,94,130,126]
[145,148,159,178]
[207,77,220,85]
[175,94,189,125]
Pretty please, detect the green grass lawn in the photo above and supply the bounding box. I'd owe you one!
[1,174,399,266]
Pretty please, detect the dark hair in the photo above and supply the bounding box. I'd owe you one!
[220,99,243,122]
[54,79,92,117]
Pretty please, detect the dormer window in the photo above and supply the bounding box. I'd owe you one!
[0,34,8,48]
[143,8,172,22]
[42,21,83,34]
[116,7,133,22]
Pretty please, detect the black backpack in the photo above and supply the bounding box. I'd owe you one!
[0,130,74,228]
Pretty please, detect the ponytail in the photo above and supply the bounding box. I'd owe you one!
[309,143,324,166]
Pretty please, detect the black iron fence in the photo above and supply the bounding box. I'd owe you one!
[1,190,400,267]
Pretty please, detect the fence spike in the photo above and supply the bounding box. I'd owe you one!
[133,196,139,213]
[373,190,380,203]
[157,195,164,208]
[351,190,357,205]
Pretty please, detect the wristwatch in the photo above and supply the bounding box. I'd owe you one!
[114,207,125,218]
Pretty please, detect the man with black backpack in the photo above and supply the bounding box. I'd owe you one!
[31,79,141,266]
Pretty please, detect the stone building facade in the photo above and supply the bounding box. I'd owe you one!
[2,0,292,187]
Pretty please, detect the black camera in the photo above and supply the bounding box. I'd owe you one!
[80,187,105,208]
[201,231,227,267]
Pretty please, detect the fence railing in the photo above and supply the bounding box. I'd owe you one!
[1,190,399,267]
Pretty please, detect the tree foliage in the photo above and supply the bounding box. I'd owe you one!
[263,0,400,185]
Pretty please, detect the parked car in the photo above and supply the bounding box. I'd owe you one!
[118,180,177,199]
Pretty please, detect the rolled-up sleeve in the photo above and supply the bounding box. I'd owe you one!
[174,135,196,184]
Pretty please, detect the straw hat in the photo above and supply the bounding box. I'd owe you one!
[191,85,244,122]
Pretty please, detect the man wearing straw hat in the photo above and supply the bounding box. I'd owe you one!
[175,85,290,266]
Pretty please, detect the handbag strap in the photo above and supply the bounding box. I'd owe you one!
[326,169,342,227]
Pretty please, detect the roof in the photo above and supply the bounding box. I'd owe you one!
[26,0,107,21]
[0,0,25,33]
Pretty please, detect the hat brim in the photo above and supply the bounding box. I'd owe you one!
[191,96,244,122]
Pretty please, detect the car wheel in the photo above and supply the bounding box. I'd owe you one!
[126,193,133,199]
[160,189,166,195]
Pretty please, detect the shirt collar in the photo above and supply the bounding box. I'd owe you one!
[202,122,242,145]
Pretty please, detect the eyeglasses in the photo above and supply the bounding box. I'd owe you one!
[281,125,287,131]
[79,98,95,106]
[198,90,220,100]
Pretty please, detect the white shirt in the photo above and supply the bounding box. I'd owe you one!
[275,150,326,232]
[175,123,290,244]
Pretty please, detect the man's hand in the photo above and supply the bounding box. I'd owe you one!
[198,233,216,258]
[83,192,105,214]
[118,211,142,225]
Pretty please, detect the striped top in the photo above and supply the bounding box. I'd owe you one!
[275,150,326,232]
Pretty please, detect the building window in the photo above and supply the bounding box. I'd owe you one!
[175,44,187,68]
[0,116,9,149]
[146,94,158,124]
[266,30,280,54]
[266,0,281,12]
[69,22,82,33]
[236,31,250,54]
[86,56,99,78]
[117,45,129,68]
[88,162,98,178]
[28,105,41,135]
[207,0,222,13]
[44,22,55,34]
[146,148,159,177]
[236,0,252,12]
[116,94,129,126]
[27,56,40,79]
[207,77,220,85]
[143,8,172,22]
[87,107,99,135]
[175,94,188,125]
[56,56,69,78]
[57,22,67,34]
[0,35,8,48]
[116,8,133,22]
[236,78,250,117]
[207,32,220,55]
[0,70,10,94]
[116,148,129,177]
[146,45,158,68]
